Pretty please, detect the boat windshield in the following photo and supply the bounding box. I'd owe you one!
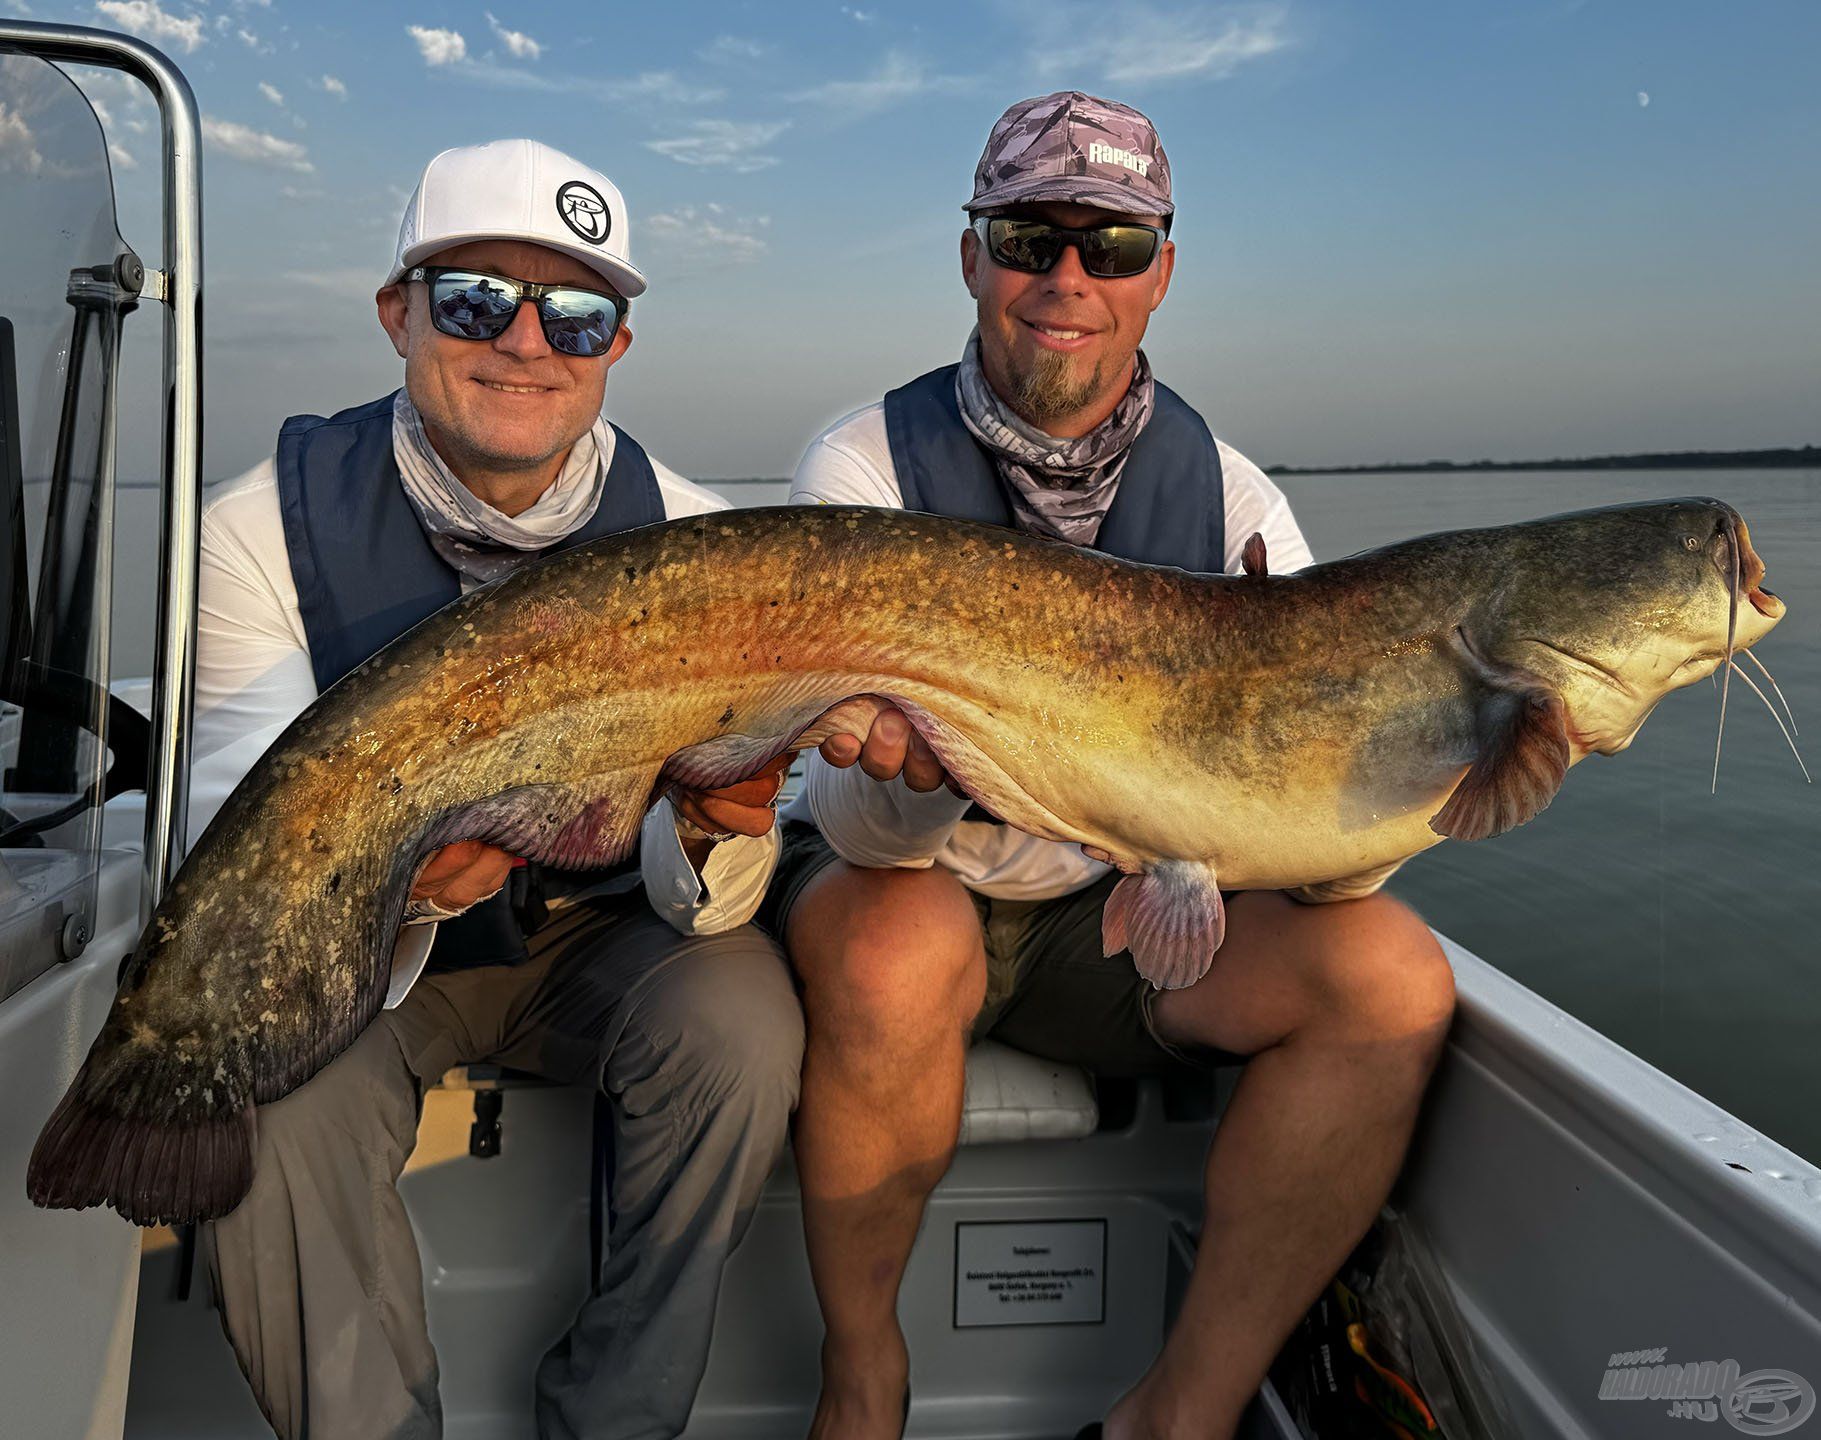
[0,51,133,1002]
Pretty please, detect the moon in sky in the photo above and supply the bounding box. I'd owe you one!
[1638,91,1650,106]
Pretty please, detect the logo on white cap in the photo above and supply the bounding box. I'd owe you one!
[557,181,610,245]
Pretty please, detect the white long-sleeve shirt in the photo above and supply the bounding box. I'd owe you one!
[192,431,778,1007]
[782,400,1315,902]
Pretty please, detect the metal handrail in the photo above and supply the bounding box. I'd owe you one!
[0,20,202,923]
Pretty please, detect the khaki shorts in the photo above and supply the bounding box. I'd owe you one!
[765,822,1241,1076]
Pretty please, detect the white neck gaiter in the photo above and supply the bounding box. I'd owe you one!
[390,389,612,584]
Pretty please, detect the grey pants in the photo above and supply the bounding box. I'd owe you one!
[203,889,805,1440]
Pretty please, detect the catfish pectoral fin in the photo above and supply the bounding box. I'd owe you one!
[1431,685,1571,843]
[27,1073,254,1227]
[1241,531,1269,577]
[1102,859,1227,991]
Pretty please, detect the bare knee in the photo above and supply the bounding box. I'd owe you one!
[786,862,986,1053]
[1296,893,1456,1053]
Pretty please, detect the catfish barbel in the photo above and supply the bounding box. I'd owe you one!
[28,498,1794,1225]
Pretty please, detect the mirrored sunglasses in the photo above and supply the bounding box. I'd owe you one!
[975,217,1166,279]
[404,266,626,358]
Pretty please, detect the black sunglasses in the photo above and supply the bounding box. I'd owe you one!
[973,216,1167,279]
[404,266,627,358]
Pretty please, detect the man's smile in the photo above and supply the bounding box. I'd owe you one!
[1019,317,1100,351]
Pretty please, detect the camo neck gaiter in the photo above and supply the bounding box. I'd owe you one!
[391,389,611,585]
[953,328,1156,547]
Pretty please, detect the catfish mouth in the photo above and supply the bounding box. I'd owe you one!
[1718,515,1784,619]
[1706,505,1805,789]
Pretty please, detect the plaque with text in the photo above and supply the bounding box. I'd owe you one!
[953,1219,1107,1328]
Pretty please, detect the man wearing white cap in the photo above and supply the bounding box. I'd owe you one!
[188,139,799,1439]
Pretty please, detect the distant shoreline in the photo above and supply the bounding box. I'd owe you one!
[698,444,1820,487]
[1268,446,1819,476]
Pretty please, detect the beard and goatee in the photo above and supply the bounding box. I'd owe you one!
[1005,346,1110,428]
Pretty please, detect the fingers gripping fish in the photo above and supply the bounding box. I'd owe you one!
[27,499,1790,1224]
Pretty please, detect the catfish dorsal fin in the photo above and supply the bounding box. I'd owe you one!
[1430,678,1571,843]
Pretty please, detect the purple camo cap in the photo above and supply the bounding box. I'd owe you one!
[966,90,1173,219]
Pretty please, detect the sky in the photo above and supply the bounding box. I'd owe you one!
[9,0,1821,480]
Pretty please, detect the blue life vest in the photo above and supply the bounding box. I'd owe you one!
[883,364,1228,825]
[881,363,1226,573]
[274,390,665,969]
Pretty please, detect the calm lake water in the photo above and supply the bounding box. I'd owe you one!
[102,467,1821,1164]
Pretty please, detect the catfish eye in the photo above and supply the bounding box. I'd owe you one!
[1682,535,1702,552]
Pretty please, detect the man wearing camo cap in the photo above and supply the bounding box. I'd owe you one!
[771,92,1456,1439]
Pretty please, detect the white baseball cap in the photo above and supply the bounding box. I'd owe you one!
[384,138,647,299]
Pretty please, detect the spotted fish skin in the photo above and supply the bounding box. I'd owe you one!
[26,499,1784,1224]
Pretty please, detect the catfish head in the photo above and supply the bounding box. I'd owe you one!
[1463,498,1784,757]
[1432,499,1792,844]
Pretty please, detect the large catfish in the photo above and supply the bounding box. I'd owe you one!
[29,499,1793,1224]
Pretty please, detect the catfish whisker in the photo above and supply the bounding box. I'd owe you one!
[1727,658,1812,783]
[1713,524,1739,793]
[1740,646,1798,737]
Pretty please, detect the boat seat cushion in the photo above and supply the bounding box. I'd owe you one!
[440,1041,1100,1144]
[958,1039,1099,1145]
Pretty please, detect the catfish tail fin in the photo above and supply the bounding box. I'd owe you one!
[27,1071,255,1226]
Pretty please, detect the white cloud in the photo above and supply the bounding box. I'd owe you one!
[840,6,874,20]
[201,115,313,173]
[1034,5,1289,84]
[485,11,542,61]
[646,119,787,173]
[318,74,348,99]
[407,25,467,67]
[86,94,139,170]
[258,81,284,106]
[789,52,968,114]
[94,0,205,54]
[605,71,725,105]
[643,205,770,270]
[0,102,45,174]
[68,66,157,171]
[237,26,273,54]
[428,62,724,106]
[701,34,768,63]
[280,184,323,200]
